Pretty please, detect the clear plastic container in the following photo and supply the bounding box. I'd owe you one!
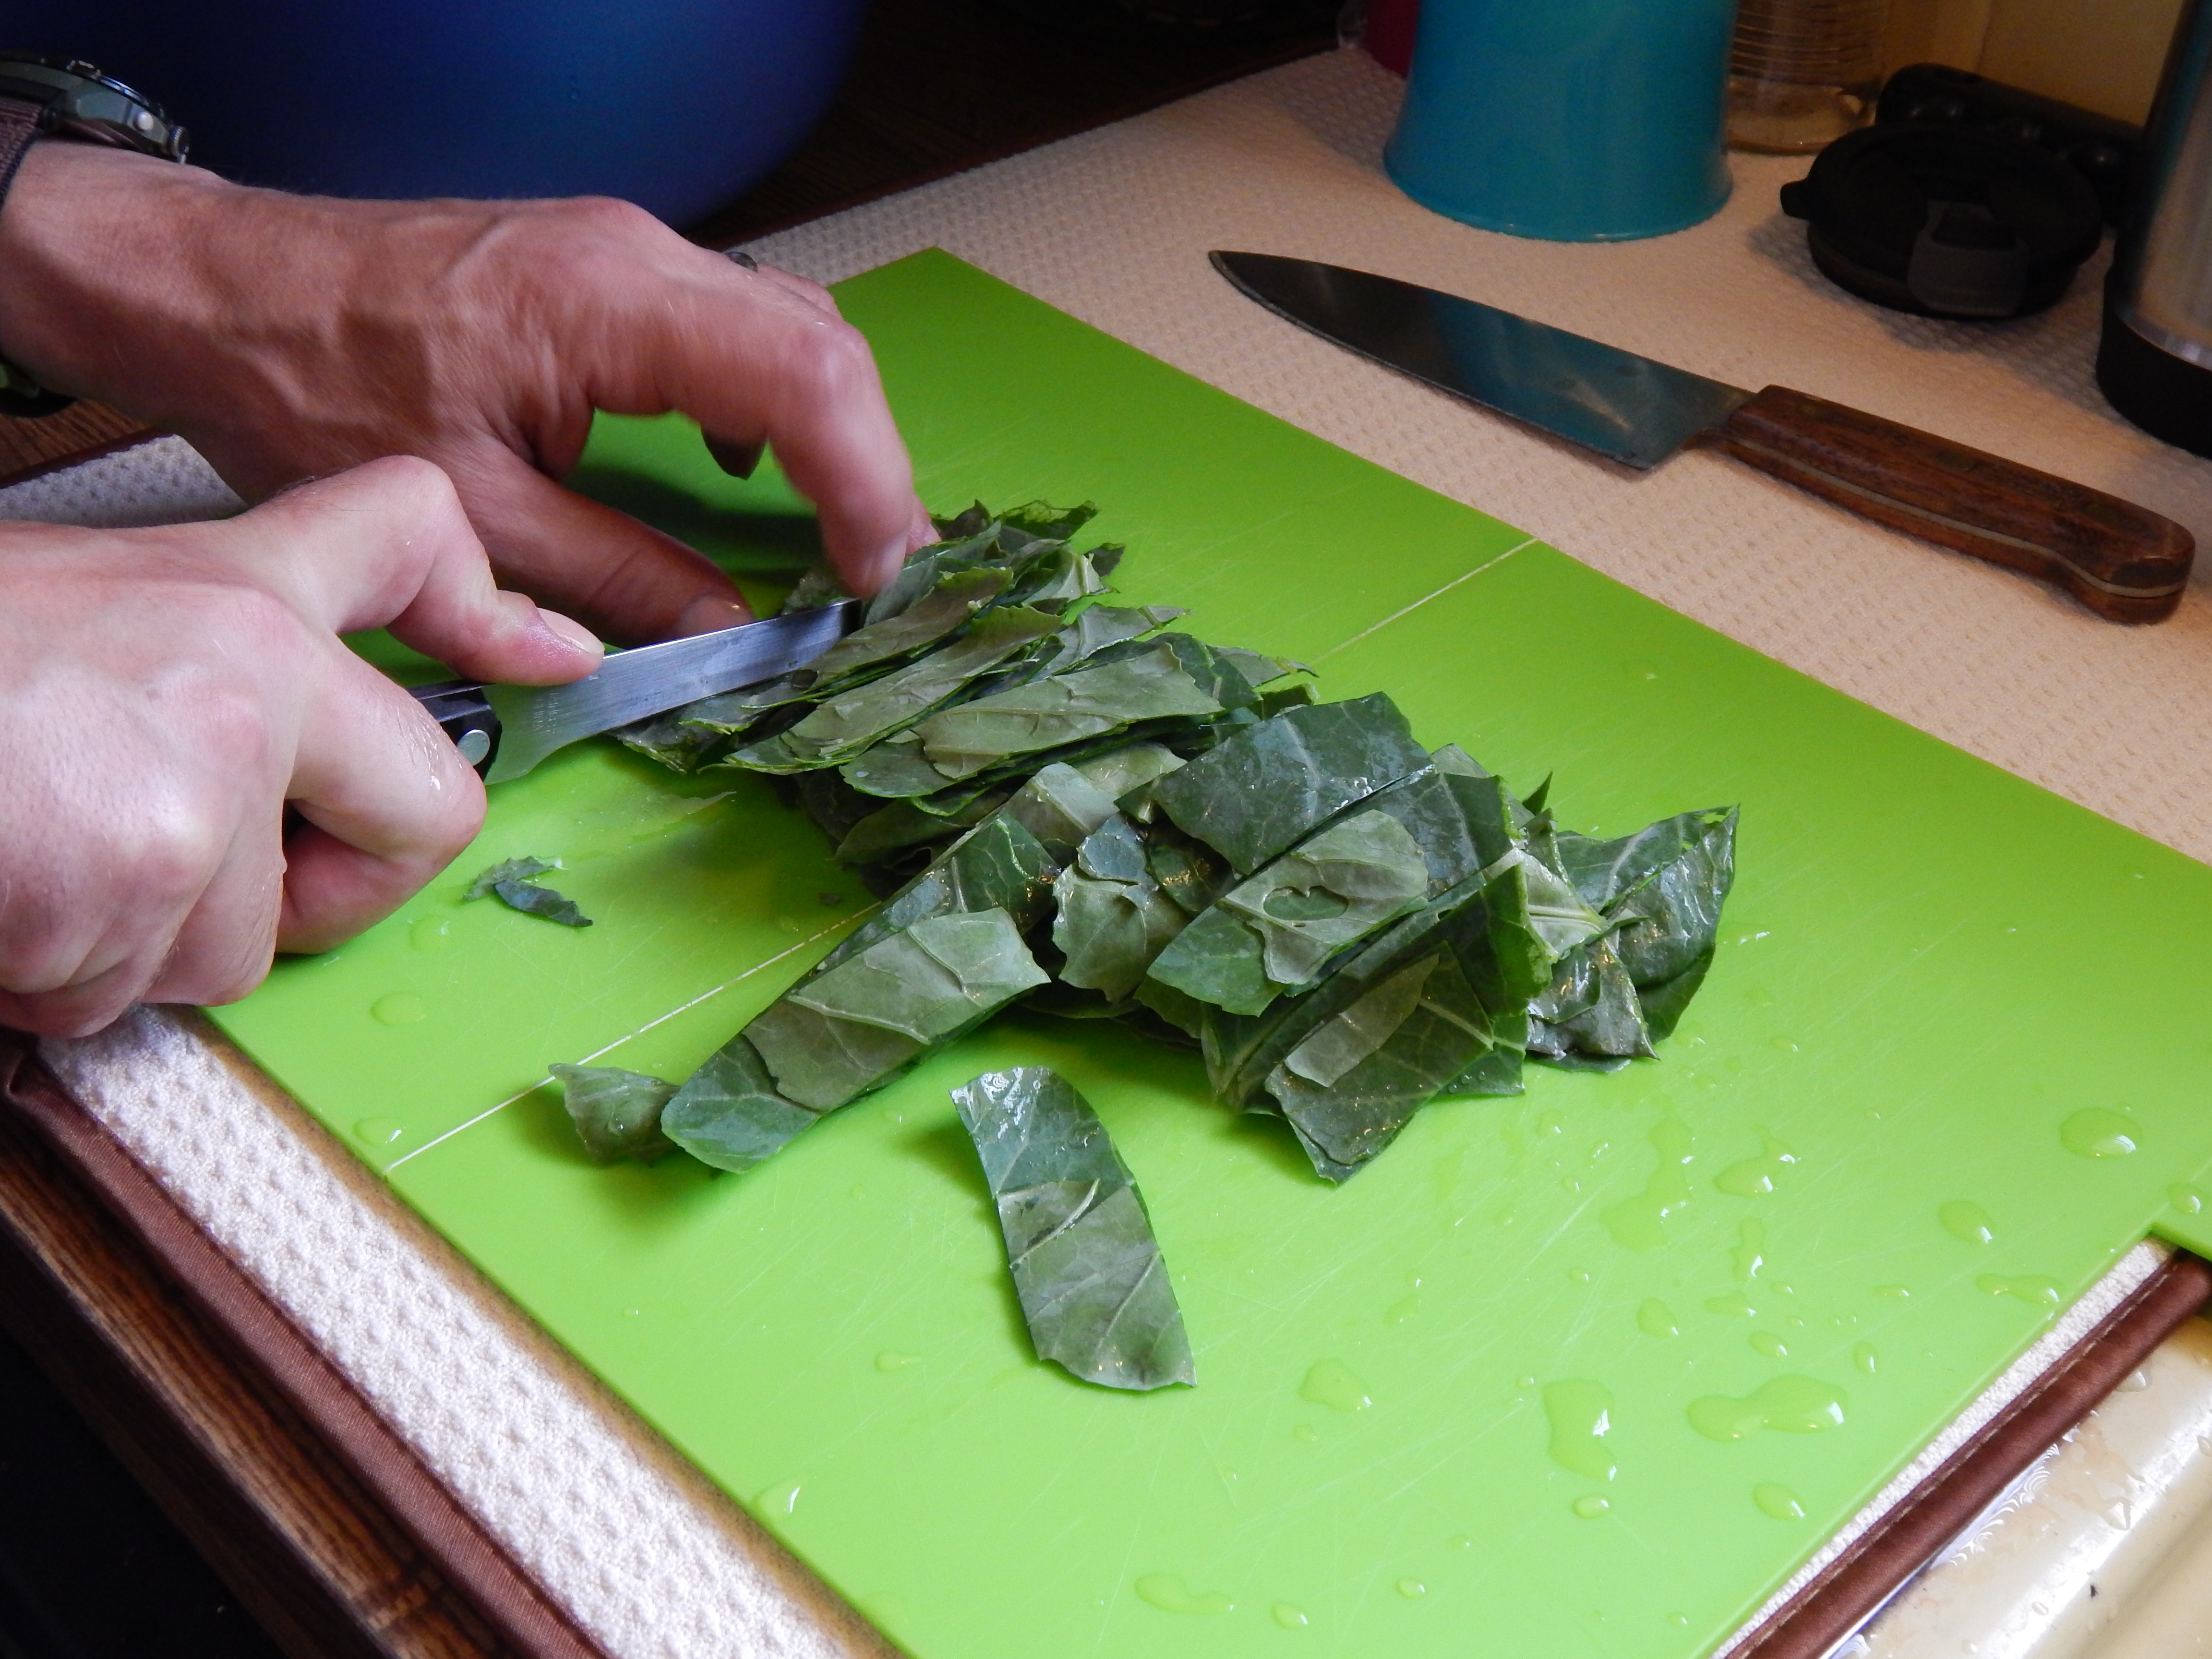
[1728,0,1892,153]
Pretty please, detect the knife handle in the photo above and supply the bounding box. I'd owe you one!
[409,679,501,777]
[1700,385,2195,623]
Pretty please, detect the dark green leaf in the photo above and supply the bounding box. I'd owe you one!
[909,638,1231,782]
[1144,808,1430,1015]
[832,789,1009,867]
[1070,741,1186,804]
[548,1063,676,1163]
[464,858,592,927]
[1148,694,1428,875]
[747,909,1046,1108]
[1635,944,1717,1040]
[817,565,1014,684]
[1531,936,1653,1060]
[998,500,1099,542]
[952,1067,1194,1391]
[1610,808,1737,986]
[661,1038,821,1172]
[611,707,738,771]
[465,856,555,897]
[730,605,1062,772]
[1026,605,1187,681]
[999,762,1122,861]
[1264,948,1493,1180]
[1052,817,1191,1001]
[1203,863,1537,1120]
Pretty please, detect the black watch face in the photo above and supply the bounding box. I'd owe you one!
[0,50,167,120]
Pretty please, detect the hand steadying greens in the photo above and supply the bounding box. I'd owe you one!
[553,502,1737,1388]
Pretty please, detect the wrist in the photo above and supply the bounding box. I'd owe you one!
[0,140,241,409]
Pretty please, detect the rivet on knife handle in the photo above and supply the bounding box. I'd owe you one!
[409,679,501,777]
[1698,386,2196,623]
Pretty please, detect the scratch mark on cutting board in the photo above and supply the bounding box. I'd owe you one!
[1314,535,1537,663]
[383,913,865,1171]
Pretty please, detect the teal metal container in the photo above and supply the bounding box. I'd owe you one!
[1385,0,1738,242]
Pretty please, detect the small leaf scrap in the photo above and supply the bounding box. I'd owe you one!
[464,857,593,927]
[549,1063,676,1163]
[952,1066,1194,1391]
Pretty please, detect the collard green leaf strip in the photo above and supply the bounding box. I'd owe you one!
[661,1038,821,1173]
[1266,948,1493,1180]
[800,565,1013,689]
[910,639,1230,782]
[549,1064,677,1164]
[1145,808,1431,1016]
[1611,808,1737,987]
[1052,817,1192,1002]
[952,1067,1194,1391]
[731,604,1063,772]
[1149,694,1429,875]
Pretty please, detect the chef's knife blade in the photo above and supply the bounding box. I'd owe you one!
[409,598,862,783]
[1211,251,2194,622]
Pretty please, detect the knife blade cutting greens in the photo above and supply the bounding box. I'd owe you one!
[431,499,1738,1391]
[1209,252,2194,623]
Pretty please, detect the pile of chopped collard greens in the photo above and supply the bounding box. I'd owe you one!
[550,502,1736,1389]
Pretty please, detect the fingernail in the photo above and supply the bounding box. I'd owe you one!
[674,594,753,637]
[540,609,604,658]
[874,533,913,589]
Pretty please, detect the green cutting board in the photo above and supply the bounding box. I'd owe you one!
[216,250,2212,1659]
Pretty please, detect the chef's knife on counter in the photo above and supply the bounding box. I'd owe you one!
[1211,251,2194,622]
[407,598,861,782]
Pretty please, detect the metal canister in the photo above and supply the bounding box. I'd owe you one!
[2100,0,2212,457]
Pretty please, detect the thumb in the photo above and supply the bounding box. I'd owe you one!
[210,455,605,685]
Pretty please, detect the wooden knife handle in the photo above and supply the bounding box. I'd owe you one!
[1700,385,2195,624]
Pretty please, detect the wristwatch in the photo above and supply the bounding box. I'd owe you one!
[0,52,187,417]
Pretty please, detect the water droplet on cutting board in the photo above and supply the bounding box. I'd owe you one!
[1706,1292,1757,1318]
[1732,1220,1767,1283]
[370,991,428,1026]
[1687,1376,1848,1441]
[1637,1298,1679,1337]
[1566,1267,1591,1285]
[1874,1284,1911,1299]
[1292,1423,1320,1443]
[1396,1578,1426,1599]
[1603,1116,1695,1250]
[2060,1107,2141,1159]
[1135,1575,1232,1615]
[1669,1612,1692,1627]
[407,915,453,951]
[1573,1494,1611,1519]
[1273,1602,1309,1629]
[1750,1332,1789,1359]
[756,1479,802,1515]
[1853,1342,1879,1375]
[1753,1482,1806,1520]
[1977,1274,2063,1308]
[1542,1380,1617,1480]
[2170,1184,2206,1216]
[354,1118,406,1147]
[875,1351,920,1372]
[1300,1359,1371,1413]
[1939,1201,1996,1244]
[1385,1295,1421,1325]
[1716,1131,1798,1197]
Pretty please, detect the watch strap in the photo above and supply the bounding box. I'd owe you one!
[0,92,39,201]
[0,90,76,418]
